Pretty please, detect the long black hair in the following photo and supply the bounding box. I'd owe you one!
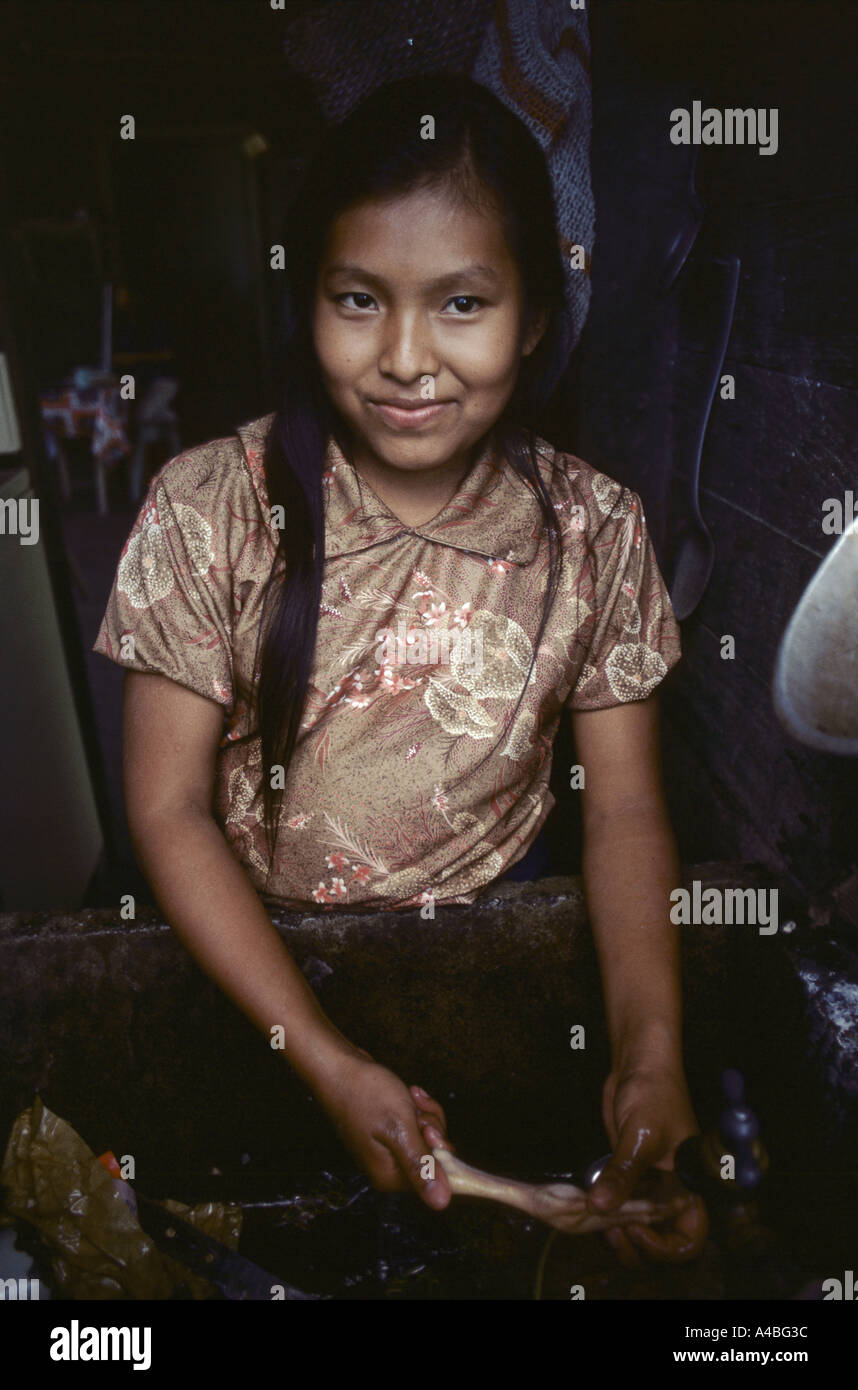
[255,74,570,864]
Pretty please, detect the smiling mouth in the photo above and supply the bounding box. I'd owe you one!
[367,399,456,429]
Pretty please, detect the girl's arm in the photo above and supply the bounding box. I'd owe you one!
[121,670,451,1209]
[573,693,683,1070]
[570,692,708,1262]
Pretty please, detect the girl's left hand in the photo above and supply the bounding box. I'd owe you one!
[586,1063,709,1266]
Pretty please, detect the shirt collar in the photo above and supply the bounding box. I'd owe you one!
[237,415,547,567]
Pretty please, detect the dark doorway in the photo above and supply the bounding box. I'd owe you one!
[110,129,269,448]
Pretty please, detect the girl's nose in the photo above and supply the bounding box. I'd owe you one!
[377,311,441,381]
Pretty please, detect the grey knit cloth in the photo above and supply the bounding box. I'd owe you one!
[280,0,495,122]
[472,0,593,383]
[281,0,594,384]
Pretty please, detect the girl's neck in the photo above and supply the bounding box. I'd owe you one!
[343,429,488,529]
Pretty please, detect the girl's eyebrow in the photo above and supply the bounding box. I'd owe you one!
[323,262,500,291]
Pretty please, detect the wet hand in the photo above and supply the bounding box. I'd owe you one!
[587,1063,709,1267]
[315,1052,453,1210]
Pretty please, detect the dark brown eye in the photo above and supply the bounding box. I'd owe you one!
[445,296,482,314]
[338,292,376,309]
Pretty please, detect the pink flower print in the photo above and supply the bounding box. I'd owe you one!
[350,865,372,885]
[452,603,472,628]
[336,668,367,704]
[488,559,513,575]
[212,678,230,702]
[287,813,313,829]
[431,784,456,830]
[622,581,636,598]
[325,852,349,872]
[405,743,422,761]
[312,882,333,903]
[377,634,409,670]
[424,601,447,627]
[381,667,419,695]
[338,576,352,601]
[413,569,433,588]
[329,877,348,900]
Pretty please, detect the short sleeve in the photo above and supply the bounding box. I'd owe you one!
[565,475,681,710]
[92,446,247,713]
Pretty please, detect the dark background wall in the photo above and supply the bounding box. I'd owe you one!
[0,1,855,918]
[555,1,858,912]
[0,0,324,442]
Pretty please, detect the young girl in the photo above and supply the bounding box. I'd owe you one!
[94,76,707,1268]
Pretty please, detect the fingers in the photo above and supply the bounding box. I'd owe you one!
[409,1086,449,1137]
[380,1107,451,1212]
[603,1193,708,1268]
[410,1085,455,1156]
[409,1084,456,1209]
[623,1194,709,1263]
[587,1125,659,1214]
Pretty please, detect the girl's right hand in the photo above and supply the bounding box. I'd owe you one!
[314,1050,454,1210]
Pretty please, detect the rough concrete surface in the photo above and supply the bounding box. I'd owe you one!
[0,865,854,1196]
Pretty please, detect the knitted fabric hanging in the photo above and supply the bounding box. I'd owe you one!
[280,0,594,387]
[472,0,594,385]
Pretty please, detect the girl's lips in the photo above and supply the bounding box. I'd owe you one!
[368,400,454,429]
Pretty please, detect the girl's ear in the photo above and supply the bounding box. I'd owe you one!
[521,307,549,357]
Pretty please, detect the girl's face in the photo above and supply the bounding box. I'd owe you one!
[312,181,545,478]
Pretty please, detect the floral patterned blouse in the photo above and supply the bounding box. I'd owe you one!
[93,413,681,910]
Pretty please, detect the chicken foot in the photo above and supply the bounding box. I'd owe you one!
[432,1147,691,1235]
